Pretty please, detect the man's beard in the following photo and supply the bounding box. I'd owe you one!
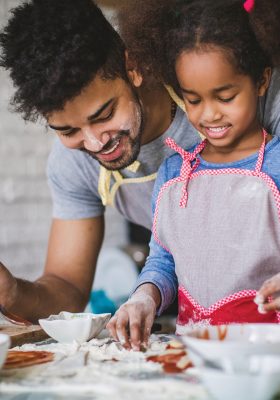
[81,99,144,171]
[83,129,142,170]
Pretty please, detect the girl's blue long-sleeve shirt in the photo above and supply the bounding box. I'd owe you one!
[133,135,280,315]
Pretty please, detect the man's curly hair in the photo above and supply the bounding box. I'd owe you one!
[119,0,280,92]
[0,0,127,121]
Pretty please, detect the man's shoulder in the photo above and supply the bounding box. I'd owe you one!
[170,107,198,136]
[260,67,280,136]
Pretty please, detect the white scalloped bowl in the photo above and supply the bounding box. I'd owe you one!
[180,324,280,366]
[0,334,10,369]
[39,311,111,343]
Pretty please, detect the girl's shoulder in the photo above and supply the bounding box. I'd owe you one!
[264,135,280,162]
[263,135,280,188]
[158,152,181,182]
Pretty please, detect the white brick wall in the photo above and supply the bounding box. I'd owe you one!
[0,0,127,282]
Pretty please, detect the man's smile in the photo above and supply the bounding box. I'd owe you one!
[97,135,125,162]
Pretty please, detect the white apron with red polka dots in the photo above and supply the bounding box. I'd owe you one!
[153,131,280,330]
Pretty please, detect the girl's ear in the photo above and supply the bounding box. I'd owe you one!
[125,50,143,88]
[258,67,272,96]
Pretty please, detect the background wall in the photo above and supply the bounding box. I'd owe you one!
[0,0,128,281]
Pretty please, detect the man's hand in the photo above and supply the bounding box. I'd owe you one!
[106,283,161,351]
[0,262,18,309]
[255,273,280,313]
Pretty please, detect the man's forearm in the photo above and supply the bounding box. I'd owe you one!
[9,274,88,323]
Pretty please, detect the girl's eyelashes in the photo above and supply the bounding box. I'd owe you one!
[219,95,236,103]
[185,95,237,105]
[186,98,201,105]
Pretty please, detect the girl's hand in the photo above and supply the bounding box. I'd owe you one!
[106,284,160,351]
[255,273,280,313]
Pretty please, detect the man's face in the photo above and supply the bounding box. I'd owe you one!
[47,75,144,170]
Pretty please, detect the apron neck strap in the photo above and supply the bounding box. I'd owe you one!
[255,129,268,174]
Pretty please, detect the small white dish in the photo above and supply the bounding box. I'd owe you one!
[39,311,111,343]
[200,355,280,400]
[0,334,10,369]
[181,324,280,365]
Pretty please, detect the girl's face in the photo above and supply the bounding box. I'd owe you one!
[176,48,271,153]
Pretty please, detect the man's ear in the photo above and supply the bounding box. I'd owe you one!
[125,50,143,88]
[258,67,272,96]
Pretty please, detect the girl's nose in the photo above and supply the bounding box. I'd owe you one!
[82,127,110,152]
[202,103,222,123]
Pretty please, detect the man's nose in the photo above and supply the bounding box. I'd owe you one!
[82,126,110,152]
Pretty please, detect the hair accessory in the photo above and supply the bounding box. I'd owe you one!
[243,0,255,13]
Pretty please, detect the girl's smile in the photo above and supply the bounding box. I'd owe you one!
[203,124,232,140]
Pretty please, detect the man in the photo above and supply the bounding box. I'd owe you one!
[0,0,280,349]
[0,0,198,320]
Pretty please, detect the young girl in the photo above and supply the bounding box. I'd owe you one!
[107,0,280,346]
[143,0,280,323]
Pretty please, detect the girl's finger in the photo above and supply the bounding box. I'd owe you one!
[106,315,118,341]
[257,275,280,300]
[142,315,155,348]
[263,297,280,312]
[129,313,142,351]
[115,311,130,349]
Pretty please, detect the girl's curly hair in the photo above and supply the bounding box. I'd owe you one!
[119,0,280,92]
[0,0,127,121]
[118,0,172,86]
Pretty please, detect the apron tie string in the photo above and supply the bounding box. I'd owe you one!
[165,137,206,207]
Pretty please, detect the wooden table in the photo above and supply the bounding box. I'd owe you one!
[0,324,49,348]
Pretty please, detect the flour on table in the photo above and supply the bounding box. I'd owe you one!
[0,334,207,400]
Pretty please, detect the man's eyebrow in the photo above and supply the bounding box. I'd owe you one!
[87,98,114,121]
[48,124,73,131]
[48,98,115,131]
[180,84,235,95]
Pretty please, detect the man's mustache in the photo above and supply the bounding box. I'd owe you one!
[80,130,130,157]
